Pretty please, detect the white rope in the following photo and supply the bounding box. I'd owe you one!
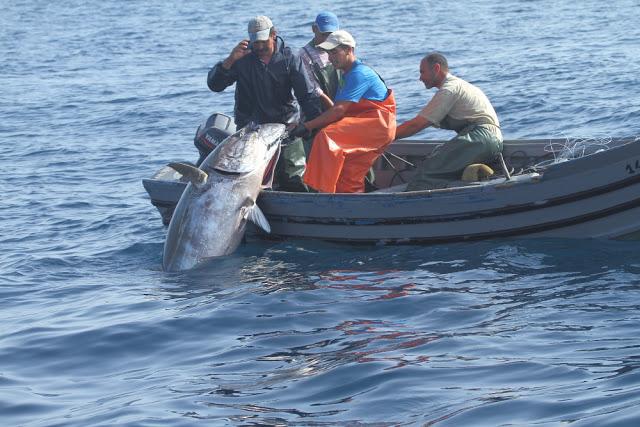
[549,136,612,162]
[531,136,613,169]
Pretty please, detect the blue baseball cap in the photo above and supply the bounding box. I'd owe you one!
[314,12,339,33]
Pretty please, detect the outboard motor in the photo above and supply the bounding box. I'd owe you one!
[193,113,236,166]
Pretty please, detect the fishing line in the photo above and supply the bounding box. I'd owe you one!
[530,136,613,170]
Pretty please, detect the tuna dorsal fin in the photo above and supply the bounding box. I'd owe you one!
[168,162,208,185]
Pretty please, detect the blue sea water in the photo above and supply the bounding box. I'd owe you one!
[2,0,640,425]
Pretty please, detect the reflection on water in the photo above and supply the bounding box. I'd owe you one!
[317,270,417,300]
[135,239,640,425]
[2,235,639,425]
[3,0,640,423]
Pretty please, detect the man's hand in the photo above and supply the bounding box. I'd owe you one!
[394,115,431,140]
[286,123,310,139]
[222,40,251,69]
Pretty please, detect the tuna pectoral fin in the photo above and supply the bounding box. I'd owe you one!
[168,162,208,185]
[247,204,271,233]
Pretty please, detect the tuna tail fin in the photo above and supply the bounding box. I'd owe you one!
[244,203,271,233]
[168,162,208,185]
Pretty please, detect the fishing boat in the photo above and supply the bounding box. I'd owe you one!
[143,113,640,242]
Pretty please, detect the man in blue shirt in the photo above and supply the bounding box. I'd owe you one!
[289,30,396,193]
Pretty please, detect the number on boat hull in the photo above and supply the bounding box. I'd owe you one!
[626,159,640,174]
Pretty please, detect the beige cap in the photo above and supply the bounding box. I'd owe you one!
[248,16,273,41]
[317,30,356,50]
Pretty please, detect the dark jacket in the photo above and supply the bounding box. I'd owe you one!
[207,37,322,128]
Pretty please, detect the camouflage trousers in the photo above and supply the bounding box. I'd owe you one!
[406,125,503,192]
[274,136,309,192]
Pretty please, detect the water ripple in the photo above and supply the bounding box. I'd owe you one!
[2,0,640,425]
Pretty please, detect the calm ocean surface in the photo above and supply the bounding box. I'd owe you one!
[2,0,640,425]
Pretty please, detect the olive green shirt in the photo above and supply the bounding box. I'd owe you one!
[418,74,501,137]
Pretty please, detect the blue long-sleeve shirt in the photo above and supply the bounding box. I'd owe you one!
[207,37,322,128]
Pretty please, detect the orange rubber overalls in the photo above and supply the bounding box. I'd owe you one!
[303,90,396,193]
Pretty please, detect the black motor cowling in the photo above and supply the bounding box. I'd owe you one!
[193,113,236,166]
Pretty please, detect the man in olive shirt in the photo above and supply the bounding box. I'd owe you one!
[395,52,503,191]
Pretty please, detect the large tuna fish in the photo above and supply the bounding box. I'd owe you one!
[163,123,286,272]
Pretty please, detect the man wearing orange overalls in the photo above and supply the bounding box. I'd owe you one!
[288,30,396,193]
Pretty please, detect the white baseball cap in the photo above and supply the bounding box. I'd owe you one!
[317,30,356,50]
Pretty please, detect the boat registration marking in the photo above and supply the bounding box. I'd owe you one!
[626,159,640,175]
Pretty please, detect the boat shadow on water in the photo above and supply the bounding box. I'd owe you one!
[157,233,640,301]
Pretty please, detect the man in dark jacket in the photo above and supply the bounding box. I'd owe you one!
[208,16,322,191]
